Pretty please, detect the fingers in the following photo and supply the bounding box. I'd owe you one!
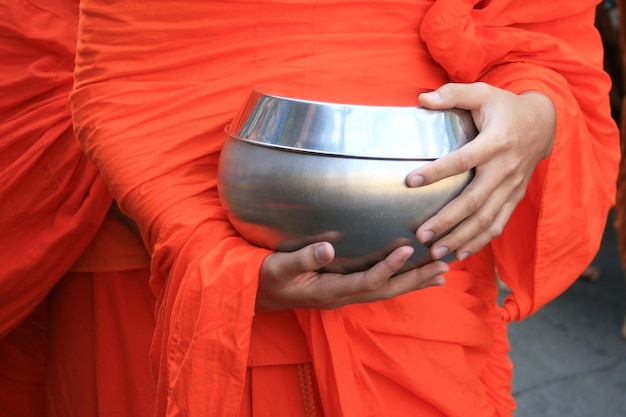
[407,136,493,188]
[323,246,416,299]
[421,184,521,261]
[257,83,555,311]
[414,153,499,243]
[415,150,530,259]
[407,82,549,262]
[409,134,501,246]
[407,84,498,189]
[275,242,336,278]
[335,260,449,307]
[257,243,450,311]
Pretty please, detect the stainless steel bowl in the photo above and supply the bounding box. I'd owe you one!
[218,90,477,274]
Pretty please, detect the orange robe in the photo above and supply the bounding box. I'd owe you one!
[0,1,106,414]
[71,1,619,416]
[0,0,109,342]
[0,1,155,416]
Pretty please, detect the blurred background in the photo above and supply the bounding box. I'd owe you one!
[504,211,626,417]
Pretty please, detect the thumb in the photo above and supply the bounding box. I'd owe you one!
[284,242,336,275]
[419,82,488,111]
[313,242,335,264]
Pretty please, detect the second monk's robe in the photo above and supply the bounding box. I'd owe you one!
[0,2,156,416]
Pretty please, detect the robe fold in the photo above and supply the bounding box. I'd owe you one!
[0,0,112,339]
[1,1,155,415]
[0,1,108,414]
[70,1,618,416]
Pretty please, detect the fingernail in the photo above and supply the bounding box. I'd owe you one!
[431,276,446,286]
[424,91,442,103]
[314,244,329,263]
[420,230,434,243]
[458,251,470,261]
[422,275,445,289]
[432,246,449,259]
[408,175,424,187]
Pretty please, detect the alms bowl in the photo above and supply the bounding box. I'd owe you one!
[217,90,477,274]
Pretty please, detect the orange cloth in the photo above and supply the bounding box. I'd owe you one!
[46,268,156,417]
[43,216,155,417]
[0,302,46,417]
[71,1,619,416]
[0,0,111,339]
[70,213,151,273]
[0,1,155,416]
[0,1,105,413]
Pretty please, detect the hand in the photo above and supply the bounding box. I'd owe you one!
[256,242,449,311]
[407,82,556,262]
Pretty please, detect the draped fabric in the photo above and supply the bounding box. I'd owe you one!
[0,0,111,339]
[419,0,618,321]
[45,268,156,417]
[70,1,618,416]
[1,2,155,416]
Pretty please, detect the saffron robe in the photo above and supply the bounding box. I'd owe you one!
[71,1,619,416]
[0,2,106,413]
[0,1,155,415]
[0,0,109,341]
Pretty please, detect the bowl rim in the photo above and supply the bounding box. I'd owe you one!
[225,89,477,160]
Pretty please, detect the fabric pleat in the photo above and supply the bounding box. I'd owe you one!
[0,0,111,338]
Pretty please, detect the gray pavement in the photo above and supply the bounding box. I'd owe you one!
[503,211,626,417]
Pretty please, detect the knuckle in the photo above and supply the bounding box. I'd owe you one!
[444,234,464,251]
[374,286,395,301]
[512,173,528,190]
[362,274,386,292]
[475,212,492,229]
[438,217,456,235]
[488,222,504,238]
[475,81,490,93]
[505,136,518,153]
[455,150,474,172]
[464,192,482,214]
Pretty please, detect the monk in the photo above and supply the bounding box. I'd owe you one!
[0,1,156,416]
[70,1,618,416]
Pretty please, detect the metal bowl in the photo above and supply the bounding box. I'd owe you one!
[217,90,477,274]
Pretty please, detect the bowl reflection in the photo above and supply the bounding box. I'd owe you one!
[218,90,476,274]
